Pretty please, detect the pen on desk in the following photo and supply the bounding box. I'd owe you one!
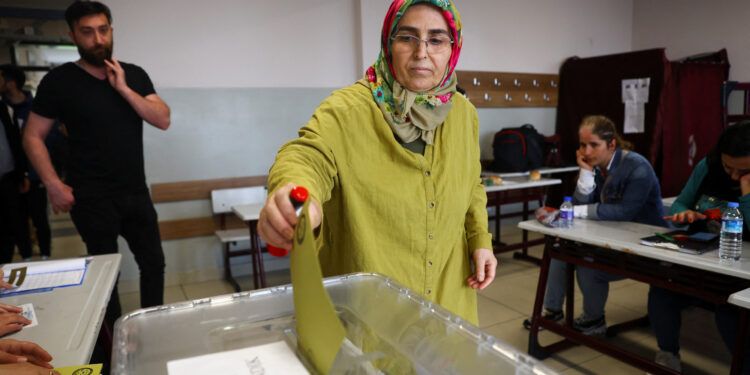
[654,232,676,243]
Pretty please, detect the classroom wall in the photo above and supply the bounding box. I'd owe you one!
[97,0,634,290]
[632,0,750,81]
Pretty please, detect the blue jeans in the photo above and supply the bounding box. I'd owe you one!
[543,258,624,319]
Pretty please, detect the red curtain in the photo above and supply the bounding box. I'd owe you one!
[656,53,729,197]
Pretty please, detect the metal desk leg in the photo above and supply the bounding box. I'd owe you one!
[528,236,554,358]
[248,224,259,289]
[250,223,267,288]
[730,308,749,375]
[224,242,241,292]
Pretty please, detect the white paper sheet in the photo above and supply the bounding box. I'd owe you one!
[166,341,310,375]
[1,258,87,295]
[622,78,650,134]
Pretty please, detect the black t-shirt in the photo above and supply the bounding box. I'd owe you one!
[32,62,156,199]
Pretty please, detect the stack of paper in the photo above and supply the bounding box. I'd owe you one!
[1,257,89,296]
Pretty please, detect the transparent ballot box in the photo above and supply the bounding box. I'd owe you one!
[112,273,557,374]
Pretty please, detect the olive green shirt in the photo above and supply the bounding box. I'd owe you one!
[268,84,492,324]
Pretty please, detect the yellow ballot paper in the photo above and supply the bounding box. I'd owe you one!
[53,364,102,375]
[291,200,346,374]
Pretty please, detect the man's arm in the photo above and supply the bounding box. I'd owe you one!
[105,58,170,130]
[22,112,74,213]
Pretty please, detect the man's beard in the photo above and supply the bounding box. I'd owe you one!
[78,42,113,67]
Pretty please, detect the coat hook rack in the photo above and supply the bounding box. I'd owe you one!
[456,70,558,108]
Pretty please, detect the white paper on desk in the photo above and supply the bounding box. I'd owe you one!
[622,78,650,134]
[166,341,310,375]
[19,303,38,328]
[1,258,87,294]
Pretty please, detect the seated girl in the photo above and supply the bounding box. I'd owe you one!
[653,121,750,372]
[523,115,667,336]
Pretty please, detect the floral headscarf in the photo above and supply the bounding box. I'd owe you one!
[359,0,463,145]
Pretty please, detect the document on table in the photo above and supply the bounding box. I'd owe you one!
[167,341,309,375]
[53,363,102,375]
[1,257,89,296]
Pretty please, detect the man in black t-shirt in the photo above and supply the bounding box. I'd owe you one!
[23,1,170,320]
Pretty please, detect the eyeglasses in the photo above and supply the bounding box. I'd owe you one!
[390,34,453,53]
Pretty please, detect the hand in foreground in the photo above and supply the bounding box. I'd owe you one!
[46,180,74,214]
[258,182,322,251]
[740,173,750,196]
[0,313,31,337]
[0,362,59,375]
[0,303,21,315]
[576,149,593,171]
[664,209,706,223]
[467,248,497,290]
[0,339,53,368]
[0,271,14,291]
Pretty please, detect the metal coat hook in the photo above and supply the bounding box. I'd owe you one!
[532,79,539,87]
[514,79,521,87]
[504,93,512,101]
[550,80,557,87]
[472,77,480,86]
[493,78,502,87]
[543,94,551,102]
[483,93,491,102]
[524,93,532,102]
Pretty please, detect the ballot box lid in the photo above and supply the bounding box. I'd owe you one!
[112,272,557,375]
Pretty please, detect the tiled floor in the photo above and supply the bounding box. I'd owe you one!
[34,214,735,374]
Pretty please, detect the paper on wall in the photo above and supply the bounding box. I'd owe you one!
[622,78,650,134]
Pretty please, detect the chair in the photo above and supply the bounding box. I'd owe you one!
[211,186,267,291]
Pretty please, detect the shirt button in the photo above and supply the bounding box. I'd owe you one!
[425,171,431,177]
[429,202,435,208]
[427,261,433,266]
[428,233,434,239]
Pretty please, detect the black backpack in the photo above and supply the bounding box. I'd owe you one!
[491,124,545,172]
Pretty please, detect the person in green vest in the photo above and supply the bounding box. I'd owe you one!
[258,0,496,325]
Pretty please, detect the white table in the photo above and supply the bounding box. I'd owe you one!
[518,219,750,374]
[232,203,266,289]
[484,176,561,193]
[2,254,121,368]
[484,177,561,262]
[484,166,580,178]
[519,220,750,278]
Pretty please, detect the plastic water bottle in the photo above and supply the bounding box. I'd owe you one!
[559,196,574,229]
[719,202,743,262]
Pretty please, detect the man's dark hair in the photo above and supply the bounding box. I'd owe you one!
[65,0,112,29]
[0,64,26,89]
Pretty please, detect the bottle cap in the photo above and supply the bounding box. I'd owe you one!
[728,202,739,208]
[564,196,572,201]
[291,186,309,203]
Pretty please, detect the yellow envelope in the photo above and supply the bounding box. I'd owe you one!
[291,200,346,374]
[53,363,102,375]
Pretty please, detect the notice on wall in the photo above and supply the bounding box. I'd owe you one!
[622,78,650,134]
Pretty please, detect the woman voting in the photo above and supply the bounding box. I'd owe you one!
[257,0,496,325]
